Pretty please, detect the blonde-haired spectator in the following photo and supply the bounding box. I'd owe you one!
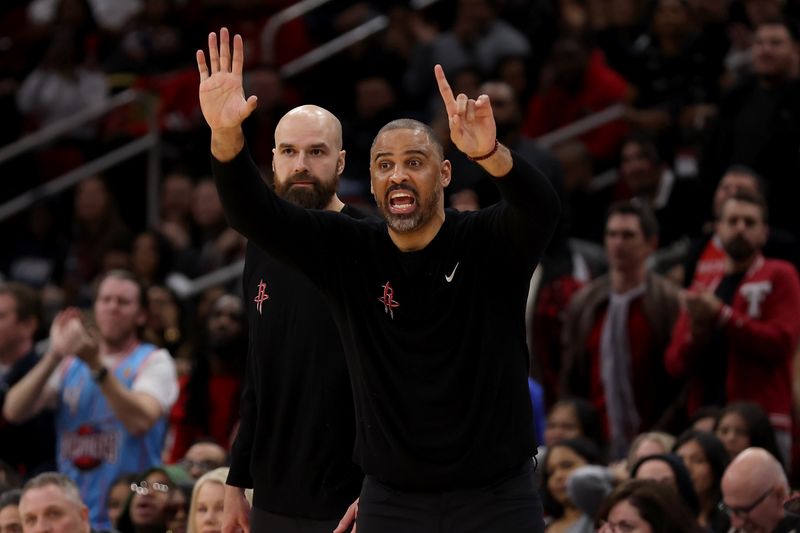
[187,467,228,533]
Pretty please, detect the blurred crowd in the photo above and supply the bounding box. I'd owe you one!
[1,0,800,531]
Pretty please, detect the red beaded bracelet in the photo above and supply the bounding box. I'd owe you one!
[467,139,499,162]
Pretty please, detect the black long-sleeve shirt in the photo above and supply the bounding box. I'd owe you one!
[227,228,364,518]
[213,146,560,490]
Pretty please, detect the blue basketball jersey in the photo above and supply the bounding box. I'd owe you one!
[56,343,167,529]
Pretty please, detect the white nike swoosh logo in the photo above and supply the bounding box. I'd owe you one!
[445,262,459,283]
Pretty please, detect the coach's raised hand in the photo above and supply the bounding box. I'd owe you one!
[197,27,258,161]
[434,63,512,177]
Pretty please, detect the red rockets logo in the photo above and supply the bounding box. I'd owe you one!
[378,282,400,319]
[254,279,269,315]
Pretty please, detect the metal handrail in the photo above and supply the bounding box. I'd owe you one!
[0,89,139,165]
[166,259,245,299]
[261,0,334,65]
[263,0,442,79]
[0,133,158,221]
[280,15,388,78]
[534,104,626,149]
[0,89,160,225]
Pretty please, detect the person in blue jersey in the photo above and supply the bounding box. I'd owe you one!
[200,28,560,533]
[3,270,179,530]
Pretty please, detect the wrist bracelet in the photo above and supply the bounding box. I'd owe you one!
[467,139,499,162]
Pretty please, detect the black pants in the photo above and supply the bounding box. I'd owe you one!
[356,459,544,533]
[250,506,345,533]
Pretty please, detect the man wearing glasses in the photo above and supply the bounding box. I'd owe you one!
[720,447,799,532]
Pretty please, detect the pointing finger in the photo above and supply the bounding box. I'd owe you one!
[435,64,457,117]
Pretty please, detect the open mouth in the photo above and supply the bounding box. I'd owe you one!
[133,500,157,520]
[387,190,417,215]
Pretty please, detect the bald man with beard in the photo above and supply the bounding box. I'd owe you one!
[221,103,365,533]
[721,447,799,533]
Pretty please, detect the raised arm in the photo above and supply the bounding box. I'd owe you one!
[197,27,257,162]
[199,28,356,282]
[435,64,560,255]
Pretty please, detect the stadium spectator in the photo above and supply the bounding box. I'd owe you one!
[187,467,227,533]
[18,472,94,533]
[701,18,800,238]
[177,440,227,480]
[665,192,800,462]
[63,177,132,306]
[543,398,606,455]
[115,465,193,533]
[167,294,245,461]
[523,31,632,169]
[714,402,785,465]
[3,270,179,529]
[682,165,800,288]
[673,429,731,531]
[561,200,681,458]
[596,479,705,533]
[541,438,602,532]
[0,283,55,478]
[630,453,700,515]
[0,489,22,533]
[614,132,704,248]
[403,0,530,111]
[189,179,244,274]
[720,447,799,532]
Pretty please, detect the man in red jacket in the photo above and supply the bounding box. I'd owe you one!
[665,191,800,464]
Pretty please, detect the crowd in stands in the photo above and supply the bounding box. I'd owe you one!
[1,0,800,531]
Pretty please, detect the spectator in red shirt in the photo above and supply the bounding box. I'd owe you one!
[523,31,633,169]
[665,191,800,464]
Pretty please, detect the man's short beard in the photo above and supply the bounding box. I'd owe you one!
[722,235,757,261]
[378,185,441,233]
[274,171,338,209]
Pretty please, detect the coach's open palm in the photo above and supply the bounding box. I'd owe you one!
[197,27,257,131]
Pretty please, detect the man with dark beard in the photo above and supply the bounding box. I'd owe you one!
[222,104,365,533]
[666,191,800,463]
[200,28,559,532]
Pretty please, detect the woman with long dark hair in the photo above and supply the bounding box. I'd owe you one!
[541,437,602,532]
[673,429,730,532]
[714,401,784,466]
